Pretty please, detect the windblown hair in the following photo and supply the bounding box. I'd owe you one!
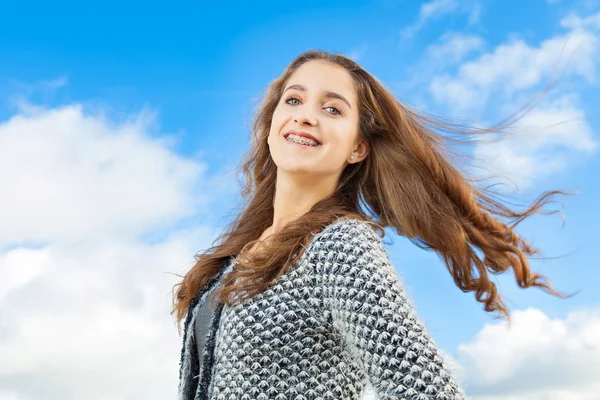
[171,49,573,330]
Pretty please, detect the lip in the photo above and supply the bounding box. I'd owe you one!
[284,130,321,144]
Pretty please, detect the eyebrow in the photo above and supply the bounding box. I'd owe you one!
[283,84,352,110]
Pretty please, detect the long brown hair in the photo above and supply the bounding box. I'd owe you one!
[171,49,574,330]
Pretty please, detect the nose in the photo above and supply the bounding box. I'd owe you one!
[293,112,317,126]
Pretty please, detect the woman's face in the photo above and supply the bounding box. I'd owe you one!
[268,60,366,180]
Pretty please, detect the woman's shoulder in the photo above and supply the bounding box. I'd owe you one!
[305,216,387,261]
[313,216,384,243]
[303,216,394,285]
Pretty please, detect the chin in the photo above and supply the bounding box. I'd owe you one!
[279,164,317,175]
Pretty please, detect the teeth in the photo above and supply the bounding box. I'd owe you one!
[286,134,319,146]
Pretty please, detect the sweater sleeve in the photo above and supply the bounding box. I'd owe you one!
[313,220,467,400]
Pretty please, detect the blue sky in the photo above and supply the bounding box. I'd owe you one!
[1,0,599,399]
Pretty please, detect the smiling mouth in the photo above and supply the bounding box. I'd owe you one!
[284,135,321,147]
[285,138,321,149]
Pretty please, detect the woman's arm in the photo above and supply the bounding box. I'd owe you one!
[313,219,467,400]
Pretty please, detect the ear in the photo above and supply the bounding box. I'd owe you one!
[348,138,369,164]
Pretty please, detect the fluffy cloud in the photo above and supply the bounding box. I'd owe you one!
[561,11,600,30]
[0,102,234,399]
[0,227,217,400]
[472,94,597,187]
[458,308,600,399]
[426,11,599,188]
[429,24,598,113]
[0,103,213,245]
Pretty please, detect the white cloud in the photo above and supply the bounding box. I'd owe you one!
[0,101,237,399]
[458,307,600,399]
[426,32,485,66]
[6,77,69,100]
[472,94,597,188]
[467,3,481,25]
[425,11,600,188]
[0,247,51,302]
[393,32,485,108]
[420,0,458,21]
[400,0,481,41]
[44,77,68,88]
[561,11,600,30]
[0,226,218,400]
[0,102,213,245]
[429,25,599,113]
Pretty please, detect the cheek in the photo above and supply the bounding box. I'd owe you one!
[268,111,285,144]
[270,110,284,132]
[328,126,353,148]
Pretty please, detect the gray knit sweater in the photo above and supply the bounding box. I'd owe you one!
[178,218,467,400]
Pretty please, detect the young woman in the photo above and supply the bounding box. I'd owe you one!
[172,50,570,400]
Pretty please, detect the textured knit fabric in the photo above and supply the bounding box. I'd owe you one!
[178,218,467,400]
[179,258,236,400]
[194,281,219,372]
